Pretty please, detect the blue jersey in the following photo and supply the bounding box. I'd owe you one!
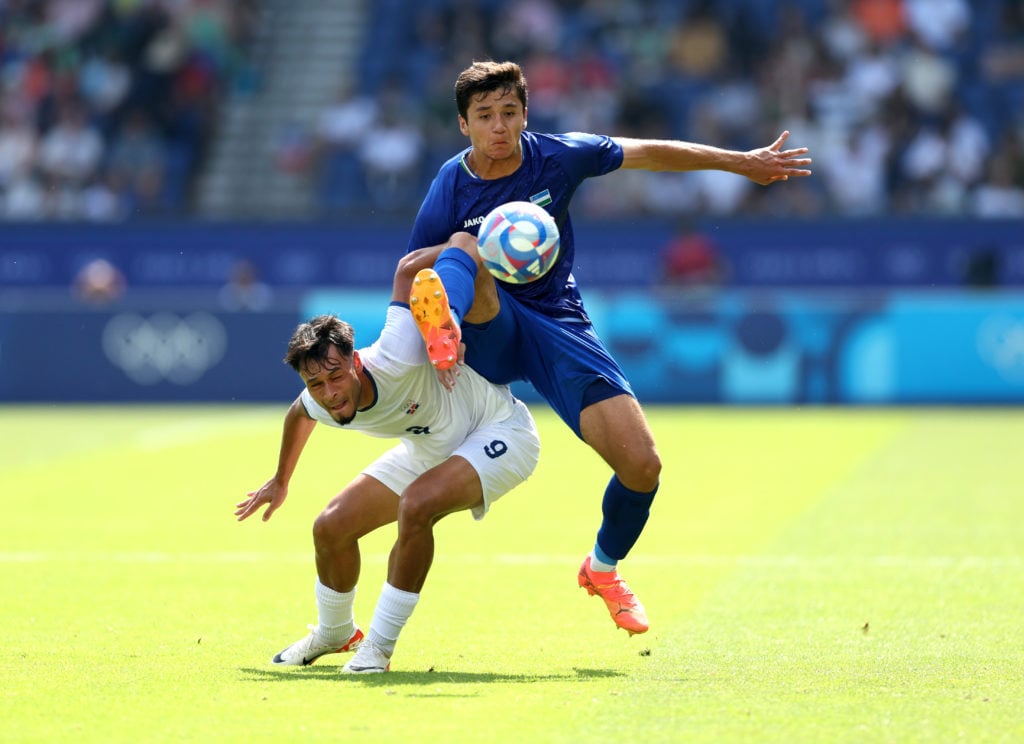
[407,131,633,436]
[407,131,624,323]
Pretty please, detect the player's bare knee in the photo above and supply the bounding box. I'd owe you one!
[312,511,337,548]
[399,481,449,530]
[620,450,661,492]
[312,506,353,548]
[642,449,663,488]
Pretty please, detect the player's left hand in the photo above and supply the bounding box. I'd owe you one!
[746,130,813,185]
[436,342,466,391]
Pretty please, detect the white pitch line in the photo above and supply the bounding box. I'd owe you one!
[0,552,1020,569]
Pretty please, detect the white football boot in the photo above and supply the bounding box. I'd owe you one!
[271,625,364,666]
[341,638,392,674]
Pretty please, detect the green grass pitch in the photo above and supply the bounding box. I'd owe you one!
[2,404,1022,743]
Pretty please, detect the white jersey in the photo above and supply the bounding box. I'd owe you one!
[299,304,536,503]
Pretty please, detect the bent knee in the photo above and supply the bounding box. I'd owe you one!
[312,509,342,546]
[312,502,367,547]
[397,489,439,531]
[449,231,482,264]
[619,450,662,492]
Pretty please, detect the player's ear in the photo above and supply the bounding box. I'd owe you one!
[523,107,527,129]
[352,351,362,373]
[458,116,469,136]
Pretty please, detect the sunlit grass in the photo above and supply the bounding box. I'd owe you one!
[2,405,1022,743]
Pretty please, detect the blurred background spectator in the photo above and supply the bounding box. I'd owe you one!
[333,0,1024,221]
[73,256,125,303]
[0,0,258,220]
[1,0,1022,222]
[660,219,727,288]
[218,257,273,311]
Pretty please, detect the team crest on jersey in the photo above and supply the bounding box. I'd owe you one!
[404,399,420,415]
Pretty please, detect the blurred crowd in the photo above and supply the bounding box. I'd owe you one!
[314,0,1024,219]
[0,0,257,221]
[3,0,1023,222]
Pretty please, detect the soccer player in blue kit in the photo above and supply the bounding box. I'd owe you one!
[407,60,813,635]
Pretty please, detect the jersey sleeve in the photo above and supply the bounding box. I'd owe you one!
[375,303,428,366]
[550,132,624,180]
[408,164,458,253]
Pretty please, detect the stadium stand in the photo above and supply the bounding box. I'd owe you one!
[319,0,1024,220]
[0,0,259,220]
[1,0,1022,220]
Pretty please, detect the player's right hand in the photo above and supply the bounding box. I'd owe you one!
[235,478,287,522]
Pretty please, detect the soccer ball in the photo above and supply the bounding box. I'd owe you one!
[477,201,560,284]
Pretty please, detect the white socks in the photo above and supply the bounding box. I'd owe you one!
[314,579,421,656]
[367,582,420,655]
[314,579,356,644]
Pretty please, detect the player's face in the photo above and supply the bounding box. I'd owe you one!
[299,347,363,425]
[459,89,526,164]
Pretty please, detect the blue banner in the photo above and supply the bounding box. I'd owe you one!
[2,289,1022,404]
[1,218,1022,290]
[584,290,1024,404]
[0,308,300,402]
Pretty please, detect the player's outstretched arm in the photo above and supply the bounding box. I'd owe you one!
[616,130,812,185]
[235,396,317,522]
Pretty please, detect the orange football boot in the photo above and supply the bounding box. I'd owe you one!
[578,556,649,635]
[410,269,462,371]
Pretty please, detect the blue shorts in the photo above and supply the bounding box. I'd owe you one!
[461,293,634,439]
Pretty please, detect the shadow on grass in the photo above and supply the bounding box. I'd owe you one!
[239,666,623,686]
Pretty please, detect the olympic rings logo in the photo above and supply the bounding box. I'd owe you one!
[102,312,227,385]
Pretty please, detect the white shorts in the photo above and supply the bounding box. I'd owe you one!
[362,399,540,520]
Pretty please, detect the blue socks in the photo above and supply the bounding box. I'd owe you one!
[433,247,478,322]
[595,475,657,565]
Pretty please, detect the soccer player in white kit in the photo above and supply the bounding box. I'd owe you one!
[235,244,540,673]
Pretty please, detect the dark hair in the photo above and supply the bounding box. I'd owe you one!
[284,315,355,372]
[454,60,528,121]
